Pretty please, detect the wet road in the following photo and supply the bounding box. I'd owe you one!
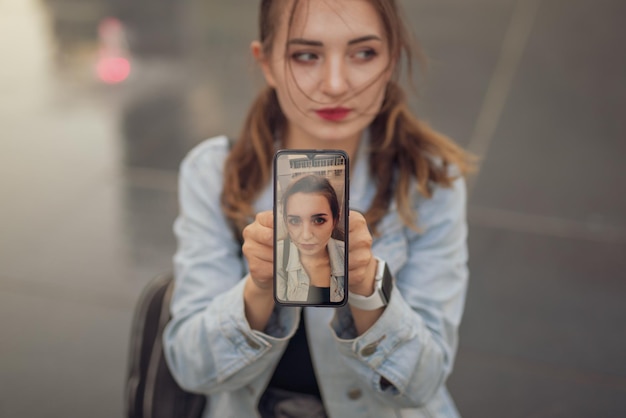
[1,0,625,417]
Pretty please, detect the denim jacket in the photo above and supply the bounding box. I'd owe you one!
[163,135,469,418]
[276,238,345,302]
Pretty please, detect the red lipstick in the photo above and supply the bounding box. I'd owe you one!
[315,107,351,121]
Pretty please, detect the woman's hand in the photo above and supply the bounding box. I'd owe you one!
[347,210,383,335]
[242,210,275,292]
[242,210,275,331]
[348,210,378,296]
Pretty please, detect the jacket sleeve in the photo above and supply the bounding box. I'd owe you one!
[162,138,298,394]
[330,176,469,408]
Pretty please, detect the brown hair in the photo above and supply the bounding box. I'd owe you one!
[282,175,340,225]
[221,0,474,240]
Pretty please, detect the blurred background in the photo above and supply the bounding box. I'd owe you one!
[1,0,625,417]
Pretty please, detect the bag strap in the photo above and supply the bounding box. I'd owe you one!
[282,236,290,272]
[126,274,172,417]
[142,278,175,416]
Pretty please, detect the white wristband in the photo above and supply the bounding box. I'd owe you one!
[348,257,390,310]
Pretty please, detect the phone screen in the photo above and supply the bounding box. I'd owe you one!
[273,150,349,307]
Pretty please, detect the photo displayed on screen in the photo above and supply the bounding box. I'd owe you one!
[274,151,348,306]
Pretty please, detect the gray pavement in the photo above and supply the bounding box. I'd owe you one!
[1,0,625,417]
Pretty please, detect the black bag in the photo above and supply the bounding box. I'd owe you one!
[125,273,207,418]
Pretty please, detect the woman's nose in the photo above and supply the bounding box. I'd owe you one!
[321,57,349,97]
[302,223,314,239]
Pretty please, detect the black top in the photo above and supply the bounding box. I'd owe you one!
[306,285,331,304]
[267,286,330,396]
[267,311,321,397]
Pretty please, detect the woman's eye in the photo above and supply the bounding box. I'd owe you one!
[312,217,327,225]
[288,218,302,226]
[291,52,318,63]
[353,49,377,61]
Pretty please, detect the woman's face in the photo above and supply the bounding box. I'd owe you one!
[285,192,336,257]
[256,0,392,148]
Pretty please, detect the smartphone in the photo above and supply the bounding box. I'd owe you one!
[273,149,349,307]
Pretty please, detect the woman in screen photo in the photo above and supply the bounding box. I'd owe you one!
[276,174,345,303]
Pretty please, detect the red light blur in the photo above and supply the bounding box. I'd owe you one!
[96,17,131,84]
[96,56,131,84]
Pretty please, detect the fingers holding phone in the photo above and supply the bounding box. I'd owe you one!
[347,210,377,296]
[242,210,274,291]
[242,211,277,331]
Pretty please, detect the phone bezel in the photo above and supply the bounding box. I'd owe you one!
[272,149,349,308]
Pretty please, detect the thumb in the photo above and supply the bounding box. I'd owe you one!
[257,210,274,228]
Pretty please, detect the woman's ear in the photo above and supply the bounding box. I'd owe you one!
[251,41,276,88]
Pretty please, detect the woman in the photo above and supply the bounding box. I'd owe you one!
[277,174,345,303]
[164,0,473,417]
